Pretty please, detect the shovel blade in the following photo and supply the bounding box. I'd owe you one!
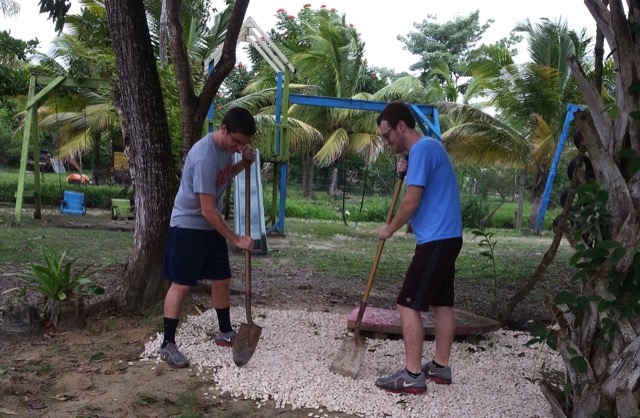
[233,322,262,367]
[329,334,367,379]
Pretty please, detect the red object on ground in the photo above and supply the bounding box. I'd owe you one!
[66,173,91,185]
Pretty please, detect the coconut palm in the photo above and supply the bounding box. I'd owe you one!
[439,18,592,229]
[235,7,408,197]
[31,0,233,168]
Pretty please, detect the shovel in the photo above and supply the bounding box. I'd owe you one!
[233,160,262,367]
[329,167,406,378]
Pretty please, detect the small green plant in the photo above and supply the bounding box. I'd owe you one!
[470,228,498,307]
[30,247,103,301]
[29,246,104,325]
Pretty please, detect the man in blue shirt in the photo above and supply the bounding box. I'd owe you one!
[374,101,463,394]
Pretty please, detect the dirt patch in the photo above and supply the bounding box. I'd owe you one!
[0,315,358,418]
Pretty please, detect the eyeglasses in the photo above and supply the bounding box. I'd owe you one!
[226,130,251,148]
[381,126,396,141]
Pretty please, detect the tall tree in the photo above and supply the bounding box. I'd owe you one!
[398,10,493,85]
[166,0,249,159]
[538,0,640,416]
[40,0,250,310]
[0,31,38,99]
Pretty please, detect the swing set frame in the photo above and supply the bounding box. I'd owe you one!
[14,75,110,225]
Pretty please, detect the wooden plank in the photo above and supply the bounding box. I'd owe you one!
[346,306,501,337]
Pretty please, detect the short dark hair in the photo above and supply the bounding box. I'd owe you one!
[376,100,416,129]
[222,107,256,136]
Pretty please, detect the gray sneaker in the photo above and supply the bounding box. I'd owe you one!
[159,342,189,368]
[422,360,452,384]
[375,368,427,394]
[214,330,236,347]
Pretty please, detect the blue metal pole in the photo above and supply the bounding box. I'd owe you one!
[267,72,286,234]
[534,104,583,232]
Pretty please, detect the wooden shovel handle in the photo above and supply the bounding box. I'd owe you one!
[354,167,406,334]
[244,160,252,324]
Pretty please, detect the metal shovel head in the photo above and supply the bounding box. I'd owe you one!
[329,334,366,379]
[232,322,262,367]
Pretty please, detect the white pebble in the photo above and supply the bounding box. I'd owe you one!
[138,307,562,418]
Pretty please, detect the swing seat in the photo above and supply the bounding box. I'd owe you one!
[110,198,134,220]
[60,190,86,216]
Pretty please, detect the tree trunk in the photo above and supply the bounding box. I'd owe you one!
[527,169,546,230]
[165,0,250,160]
[544,1,640,415]
[515,169,526,229]
[104,0,178,311]
[328,164,339,196]
[302,149,315,198]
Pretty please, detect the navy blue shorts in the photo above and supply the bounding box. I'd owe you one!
[163,226,232,286]
[397,237,463,311]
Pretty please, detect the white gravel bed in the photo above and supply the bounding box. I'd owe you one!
[141,307,562,417]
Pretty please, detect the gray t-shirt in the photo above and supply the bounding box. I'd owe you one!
[170,133,232,230]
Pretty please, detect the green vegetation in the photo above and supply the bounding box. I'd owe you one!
[0,169,132,208]
[0,225,131,266]
[29,246,104,302]
[254,218,574,287]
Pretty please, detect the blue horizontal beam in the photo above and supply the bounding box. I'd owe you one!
[289,93,441,139]
[289,94,436,115]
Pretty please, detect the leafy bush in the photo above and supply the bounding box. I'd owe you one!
[0,174,132,208]
[30,246,103,301]
[461,194,489,228]
[29,246,104,326]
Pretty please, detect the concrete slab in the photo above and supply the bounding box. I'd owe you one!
[346,307,501,336]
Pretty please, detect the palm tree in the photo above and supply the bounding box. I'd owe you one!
[32,0,233,169]
[439,18,592,229]
[237,7,401,198]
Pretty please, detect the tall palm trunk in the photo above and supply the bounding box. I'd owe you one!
[527,169,546,230]
[515,169,526,229]
[328,164,339,196]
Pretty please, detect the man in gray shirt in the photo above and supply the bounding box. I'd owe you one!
[160,107,256,368]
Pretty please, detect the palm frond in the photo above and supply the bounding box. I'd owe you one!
[348,133,384,164]
[529,114,556,169]
[314,128,350,167]
[373,76,425,102]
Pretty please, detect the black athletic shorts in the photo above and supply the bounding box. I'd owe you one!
[163,226,232,286]
[396,237,463,311]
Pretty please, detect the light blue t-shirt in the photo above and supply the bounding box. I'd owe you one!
[407,137,463,244]
[170,133,233,230]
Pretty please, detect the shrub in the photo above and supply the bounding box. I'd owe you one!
[461,194,489,228]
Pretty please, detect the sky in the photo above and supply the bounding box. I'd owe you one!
[1,0,597,73]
